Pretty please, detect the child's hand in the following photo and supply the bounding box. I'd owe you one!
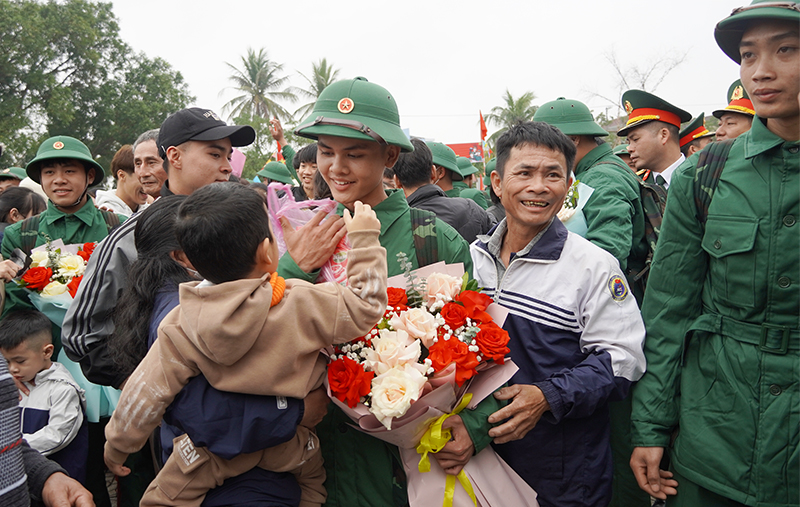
[343,201,380,233]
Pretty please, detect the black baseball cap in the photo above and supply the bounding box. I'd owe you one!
[157,108,256,158]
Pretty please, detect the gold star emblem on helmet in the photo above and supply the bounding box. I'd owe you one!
[338,98,354,114]
[731,86,744,101]
[624,101,633,115]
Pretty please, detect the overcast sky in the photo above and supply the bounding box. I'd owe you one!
[111,0,745,144]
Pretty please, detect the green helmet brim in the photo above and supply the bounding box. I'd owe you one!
[26,149,106,186]
[715,2,800,63]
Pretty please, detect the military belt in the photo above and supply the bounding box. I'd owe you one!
[689,313,799,355]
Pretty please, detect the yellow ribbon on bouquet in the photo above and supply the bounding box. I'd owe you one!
[416,393,477,507]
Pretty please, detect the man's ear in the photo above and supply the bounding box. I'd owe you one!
[42,343,54,360]
[490,170,502,200]
[393,175,403,190]
[86,167,96,184]
[384,146,401,168]
[170,250,195,271]
[166,146,182,171]
[429,165,438,184]
[659,127,670,146]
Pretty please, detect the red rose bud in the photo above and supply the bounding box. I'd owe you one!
[21,266,53,290]
[440,302,468,330]
[387,287,409,311]
[328,356,374,408]
[475,322,510,364]
[67,276,83,298]
[455,291,493,322]
[428,339,480,386]
[78,242,96,262]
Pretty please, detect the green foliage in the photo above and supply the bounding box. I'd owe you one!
[223,48,296,123]
[0,0,194,171]
[484,89,539,144]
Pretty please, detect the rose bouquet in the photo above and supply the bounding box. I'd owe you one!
[557,179,594,237]
[325,258,539,506]
[17,239,96,325]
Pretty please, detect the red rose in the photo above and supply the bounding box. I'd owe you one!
[21,267,53,290]
[387,287,408,311]
[428,338,480,386]
[67,276,83,298]
[455,291,493,322]
[78,242,96,262]
[328,356,374,408]
[475,322,510,364]
[440,302,468,330]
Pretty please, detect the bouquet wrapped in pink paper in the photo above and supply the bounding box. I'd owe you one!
[325,258,538,506]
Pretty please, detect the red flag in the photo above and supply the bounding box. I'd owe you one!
[479,111,488,141]
[276,141,284,162]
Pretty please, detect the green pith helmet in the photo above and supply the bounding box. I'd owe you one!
[0,167,28,180]
[484,157,496,186]
[617,90,692,137]
[715,0,800,63]
[612,144,630,156]
[533,97,608,137]
[713,79,756,118]
[426,141,459,173]
[26,136,105,186]
[294,77,414,152]
[679,114,715,148]
[456,157,478,178]
[257,161,294,184]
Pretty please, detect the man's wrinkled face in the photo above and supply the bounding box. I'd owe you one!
[739,19,800,120]
[493,143,571,239]
[716,113,753,141]
[134,140,167,197]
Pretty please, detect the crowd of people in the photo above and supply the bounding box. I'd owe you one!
[0,1,797,506]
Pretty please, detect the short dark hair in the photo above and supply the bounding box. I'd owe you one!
[314,171,331,199]
[293,143,318,170]
[393,138,432,188]
[644,121,680,146]
[681,139,701,156]
[0,310,52,350]
[495,121,576,178]
[176,182,272,284]
[111,144,134,180]
[0,187,46,222]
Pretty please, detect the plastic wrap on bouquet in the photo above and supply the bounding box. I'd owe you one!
[400,445,538,507]
[57,349,121,422]
[28,291,72,327]
[557,181,595,237]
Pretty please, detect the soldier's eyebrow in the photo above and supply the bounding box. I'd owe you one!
[740,30,800,47]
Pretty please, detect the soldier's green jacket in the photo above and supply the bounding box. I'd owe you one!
[630,117,799,506]
[576,143,647,273]
[446,182,490,209]
[278,189,502,507]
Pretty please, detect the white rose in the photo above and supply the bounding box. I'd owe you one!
[557,207,576,223]
[424,272,462,308]
[369,364,428,429]
[30,251,49,268]
[390,308,438,348]
[364,329,421,374]
[41,281,68,297]
[57,254,85,278]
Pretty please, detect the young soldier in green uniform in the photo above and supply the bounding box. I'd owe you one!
[535,97,650,506]
[256,161,295,185]
[279,77,501,507]
[455,157,490,209]
[618,90,692,190]
[714,79,756,141]
[428,141,465,197]
[629,1,800,506]
[678,114,716,157]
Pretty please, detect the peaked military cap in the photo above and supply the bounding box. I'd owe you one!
[617,90,692,136]
[713,80,756,118]
[679,114,716,148]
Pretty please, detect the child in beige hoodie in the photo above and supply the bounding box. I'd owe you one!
[103,183,387,507]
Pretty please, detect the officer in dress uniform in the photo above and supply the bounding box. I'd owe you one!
[713,79,756,141]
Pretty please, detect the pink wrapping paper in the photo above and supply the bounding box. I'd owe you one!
[400,445,539,507]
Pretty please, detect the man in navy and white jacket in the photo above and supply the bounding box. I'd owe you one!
[475,121,646,507]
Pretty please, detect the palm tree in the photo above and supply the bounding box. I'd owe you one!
[292,58,341,119]
[484,89,538,143]
[223,48,296,122]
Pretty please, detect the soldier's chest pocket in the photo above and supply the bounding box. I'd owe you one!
[701,216,759,308]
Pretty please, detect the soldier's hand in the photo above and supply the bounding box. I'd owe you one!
[342,201,380,233]
[300,387,330,428]
[432,415,474,476]
[630,446,678,499]
[487,384,549,444]
[280,210,346,273]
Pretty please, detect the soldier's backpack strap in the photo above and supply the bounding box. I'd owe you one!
[630,178,668,285]
[98,209,121,232]
[694,139,735,229]
[19,215,42,255]
[409,207,438,267]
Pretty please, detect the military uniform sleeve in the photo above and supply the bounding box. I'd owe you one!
[1,223,34,318]
[629,158,707,447]
[436,219,474,273]
[24,384,84,456]
[580,168,637,271]
[282,145,299,181]
[461,392,504,454]
[277,252,321,283]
